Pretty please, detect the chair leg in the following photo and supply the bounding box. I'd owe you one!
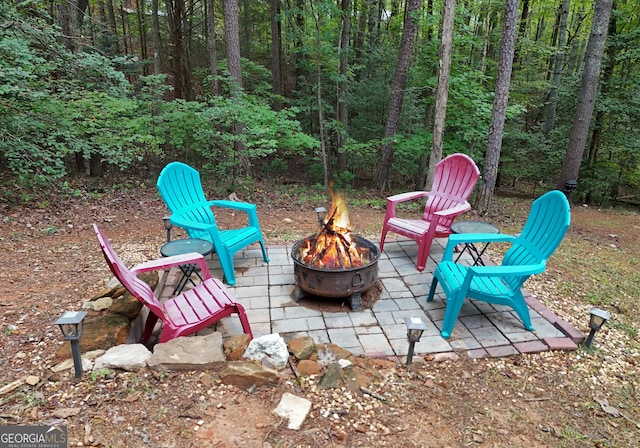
[511,295,534,331]
[416,239,433,272]
[441,293,465,339]
[235,303,253,339]
[379,229,387,251]
[426,276,439,302]
[259,240,270,263]
[142,313,160,343]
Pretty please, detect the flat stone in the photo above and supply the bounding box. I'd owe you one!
[273,392,312,430]
[287,336,316,360]
[544,337,579,351]
[219,361,280,389]
[94,343,152,372]
[297,359,322,376]
[553,319,585,344]
[485,345,519,357]
[223,334,252,361]
[513,340,548,354]
[147,332,226,372]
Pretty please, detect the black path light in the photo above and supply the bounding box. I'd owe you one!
[315,206,328,227]
[404,316,428,365]
[54,311,87,378]
[162,215,173,242]
[584,307,611,348]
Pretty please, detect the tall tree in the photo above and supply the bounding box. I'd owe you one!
[426,0,456,188]
[165,0,185,98]
[207,0,219,95]
[556,0,613,199]
[336,0,351,174]
[222,0,250,173]
[543,0,570,138]
[270,0,282,110]
[477,0,520,212]
[377,0,422,191]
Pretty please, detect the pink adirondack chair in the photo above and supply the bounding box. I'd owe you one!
[379,153,480,271]
[93,224,252,343]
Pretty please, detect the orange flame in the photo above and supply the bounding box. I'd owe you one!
[298,185,369,269]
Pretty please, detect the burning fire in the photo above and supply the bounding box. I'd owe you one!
[297,186,371,269]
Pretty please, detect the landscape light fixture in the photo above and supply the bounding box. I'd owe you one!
[404,316,428,365]
[315,207,328,227]
[54,311,87,378]
[584,307,611,348]
[162,215,173,242]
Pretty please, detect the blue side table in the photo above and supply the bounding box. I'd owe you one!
[160,238,214,295]
[450,221,500,266]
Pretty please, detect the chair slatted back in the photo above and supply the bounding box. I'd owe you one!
[423,154,481,228]
[157,162,219,237]
[502,190,571,290]
[93,224,165,319]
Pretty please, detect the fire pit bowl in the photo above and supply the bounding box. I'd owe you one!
[291,235,380,311]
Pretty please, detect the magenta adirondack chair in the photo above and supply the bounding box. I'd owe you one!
[379,153,480,271]
[93,224,252,343]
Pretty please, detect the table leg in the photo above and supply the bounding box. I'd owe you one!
[173,264,205,295]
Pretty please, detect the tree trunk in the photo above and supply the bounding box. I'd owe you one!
[207,0,219,96]
[136,0,149,75]
[426,0,455,188]
[165,0,185,98]
[377,0,422,191]
[270,0,282,110]
[543,0,570,138]
[336,0,351,174]
[556,0,613,202]
[152,0,162,74]
[222,0,250,174]
[477,0,519,212]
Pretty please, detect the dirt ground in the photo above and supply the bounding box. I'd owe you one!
[1,181,639,447]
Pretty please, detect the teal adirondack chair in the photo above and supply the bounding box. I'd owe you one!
[427,190,571,339]
[157,162,269,286]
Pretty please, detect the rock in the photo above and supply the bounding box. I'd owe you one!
[0,380,24,396]
[219,361,280,389]
[313,343,354,363]
[51,357,93,374]
[297,359,322,376]
[223,334,252,361]
[287,336,316,360]
[83,297,113,311]
[147,333,226,372]
[89,286,119,301]
[93,344,152,372]
[109,290,143,319]
[433,352,459,362]
[55,313,131,360]
[243,333,290,370]
[273,393,312,430]
[318,363,343,389]
[338,359,353,369]
[24,375,40,386]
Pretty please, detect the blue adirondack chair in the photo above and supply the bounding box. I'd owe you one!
[427,190,571,339]
[157,162,269,286]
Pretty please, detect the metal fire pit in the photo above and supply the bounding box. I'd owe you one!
[291,235,380,311]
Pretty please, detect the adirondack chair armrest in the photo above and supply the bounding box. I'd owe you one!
[466,262,546,278]
[443,233,517,261]
[432,201,472,219]
[208,200,260,227]
[385,191,430,217]
[130,252,212,280]
[169,214,216,232]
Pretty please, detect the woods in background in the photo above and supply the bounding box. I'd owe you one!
[1,0,638,206]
